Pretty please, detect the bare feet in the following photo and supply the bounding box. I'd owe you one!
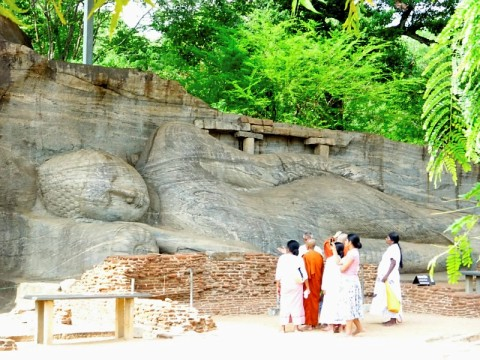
[383,318,397,326]
[352,328,365,336]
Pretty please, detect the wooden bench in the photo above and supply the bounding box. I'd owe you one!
[460,270,480,294]
[24,292,151,345]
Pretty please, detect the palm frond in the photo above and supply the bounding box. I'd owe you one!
[421,0,480,185]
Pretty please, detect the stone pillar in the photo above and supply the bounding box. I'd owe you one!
[314,144,329,158]
[305,137,336,159]
[243,137,255,154]
[235,131,264,155]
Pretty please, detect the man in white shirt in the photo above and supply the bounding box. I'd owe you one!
[299,232,323,257]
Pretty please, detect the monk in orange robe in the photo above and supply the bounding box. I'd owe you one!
[323,236,335,258]
[324,232,348,259]
[302,238,324,329]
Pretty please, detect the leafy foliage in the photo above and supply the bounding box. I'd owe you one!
[423,0,480,178]
[1,0,154,38]
[150,0,251,66]
[422,30,470,186]
[291,0,320,16]
[343,0,363,34]
[291,0,459,45]
[427,183,479,283]
[428,217,476,283]
[162,7,425,143]
[423,0,480,282]
[94,20,164,70]
[15,0,95,61]
[0,0,27,24]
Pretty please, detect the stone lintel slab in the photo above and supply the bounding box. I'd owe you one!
[248,118,264,126]
[239,123,251,131]
[288,127,311,138]
[202,120,242,131]
[269,127,291,136]
[235,131,264,140]
[239,116,274,127]
[251,125,273,133]
[239,115,252,123]
[304,137,336,146]
[270,123,324,138]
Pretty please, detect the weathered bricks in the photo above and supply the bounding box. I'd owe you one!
[58,254,480,318]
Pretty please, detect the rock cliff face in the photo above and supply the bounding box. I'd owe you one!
[0,18,479,286]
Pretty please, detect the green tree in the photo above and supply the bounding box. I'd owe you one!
[1,0,155,41]
[15,0,84,60]
[286,0,457,82]
[421,0,480,281]
[10,0,113,62]
[94,20,163,70]
[150,0,258,66]
[361,0,460,45]
[9,0,162,65]
[289,0,459,43]
[170,7,425,144]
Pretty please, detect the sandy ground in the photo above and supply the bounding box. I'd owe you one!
[1,310,479,359]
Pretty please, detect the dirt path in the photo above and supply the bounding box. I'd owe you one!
[3,311,479,359]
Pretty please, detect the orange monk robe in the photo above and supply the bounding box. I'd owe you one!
[323,238,334,258]
[303,250,324,327]
[324,238,349,259]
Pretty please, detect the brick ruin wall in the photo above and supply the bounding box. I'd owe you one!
[66,253,480,318]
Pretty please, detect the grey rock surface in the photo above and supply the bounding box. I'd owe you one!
[0,147,37,212]
[138,122,469,263]
[0,21,479,288]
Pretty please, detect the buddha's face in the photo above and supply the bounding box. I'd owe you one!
[38,149,150,221]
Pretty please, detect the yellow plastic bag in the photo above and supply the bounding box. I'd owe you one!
[385,281,400,313]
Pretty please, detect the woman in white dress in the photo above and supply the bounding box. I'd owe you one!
[370,231,404,326]
[275,240,310,332]
[319,241,345,332]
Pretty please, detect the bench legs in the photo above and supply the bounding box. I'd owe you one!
[34,300,54,345]
[32,298,136,344]
[115,298,134,339]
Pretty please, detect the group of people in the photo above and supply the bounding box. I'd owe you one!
[274,230,404,335]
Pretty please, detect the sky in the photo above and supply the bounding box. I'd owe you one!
[120,1,160,40]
